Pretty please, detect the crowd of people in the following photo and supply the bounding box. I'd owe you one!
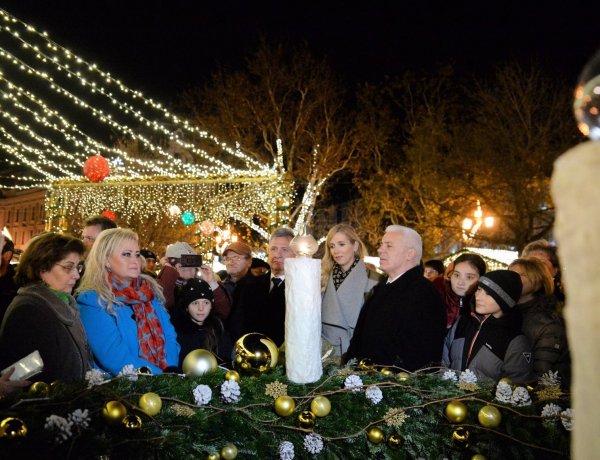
[0,215,570,398]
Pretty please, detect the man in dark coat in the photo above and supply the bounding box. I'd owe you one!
[241,227,295,346]
[345,225,446,371]
[220,241,258,342]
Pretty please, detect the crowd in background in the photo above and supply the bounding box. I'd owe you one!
[0,215,570,398]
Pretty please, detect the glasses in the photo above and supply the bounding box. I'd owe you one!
[222,255,246,264]
[55,263,84,274]
[82,235,96,243]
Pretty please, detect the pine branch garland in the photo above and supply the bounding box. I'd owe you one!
[0,365,570,459]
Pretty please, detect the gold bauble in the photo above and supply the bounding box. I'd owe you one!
[49,380,64,394]
[358,358,375,371]
[137,366,153,375]
[0,417,27,438]
[139,392,162,416]
[367,427,385,444]
[471,455,487,460]
[498,377,513,386]
[232,333,278,376]
[397,372,409,381]
[451,427,470,449]
[310,396,331,417]
[388,434,404,449]
[445,400,468,423]
[274,395,296,417]
[28,381,50,397]
[102,400,128,425]
[477,405,502,428]
[380,367,393,376]
[182,349,218,376]
[220,443,238,460]
[207,453,221,460]
[225,370,240,382]
[296,410,316,430]
[122,414,143,430]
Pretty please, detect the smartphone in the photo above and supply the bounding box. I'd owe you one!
[180,254,202,267]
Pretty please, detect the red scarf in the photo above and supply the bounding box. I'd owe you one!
[109,272,167,369]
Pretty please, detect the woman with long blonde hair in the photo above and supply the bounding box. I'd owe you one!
[321,224,380,356]
[77,228,179,376]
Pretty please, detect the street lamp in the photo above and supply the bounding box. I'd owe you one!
[462,200,494,240]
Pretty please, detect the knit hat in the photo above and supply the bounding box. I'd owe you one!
[179,278,214,308]
[251,257,270,270]
[222,241,252,258]
[140,249,157,260]
[478,270,523,313]
[165,241,196,259]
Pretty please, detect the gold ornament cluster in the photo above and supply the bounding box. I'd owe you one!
[367,427,404,449]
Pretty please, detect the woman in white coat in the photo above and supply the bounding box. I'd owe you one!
[321,224,380,356]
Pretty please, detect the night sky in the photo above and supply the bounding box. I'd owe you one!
[4,0,600,104]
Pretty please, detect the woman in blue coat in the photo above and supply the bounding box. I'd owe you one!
[77,228,179,376]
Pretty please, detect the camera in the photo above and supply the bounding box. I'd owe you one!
[180,254,202,267]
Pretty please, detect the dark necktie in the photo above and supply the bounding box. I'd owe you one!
[271,277,283,288]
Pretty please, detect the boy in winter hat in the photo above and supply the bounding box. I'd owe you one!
[476,270,523,317]
[442,270,535,384]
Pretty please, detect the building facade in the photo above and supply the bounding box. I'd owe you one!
[0,188,47,251]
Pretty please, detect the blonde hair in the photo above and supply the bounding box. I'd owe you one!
[509,257,554,297]
[321,224,368,287]
[77,228,164,313]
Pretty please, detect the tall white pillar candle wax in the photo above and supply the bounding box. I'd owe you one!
[284,257,323,383]
[552,141,600,460]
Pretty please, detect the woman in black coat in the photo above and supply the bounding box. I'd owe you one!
[509,258,570,386]
[0,233,93,383]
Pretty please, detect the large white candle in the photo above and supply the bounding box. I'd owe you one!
[284,257,323,383]
[552,140,600,460]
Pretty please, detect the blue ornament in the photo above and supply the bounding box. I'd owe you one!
[181,211,195,226]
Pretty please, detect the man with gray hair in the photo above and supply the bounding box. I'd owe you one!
[242,227,296,346]
[345,225,446,370]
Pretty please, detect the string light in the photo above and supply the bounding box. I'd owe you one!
[45,176,293,234]
[0,7,293,237]
[293,146,322,234]
[0,7,274,186]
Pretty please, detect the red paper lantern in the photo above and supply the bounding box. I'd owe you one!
[101,210,116,221]
[83,155,110,182]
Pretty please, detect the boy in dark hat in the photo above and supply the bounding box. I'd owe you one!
[140,249,158,278]
[250,257,271,277]
[442,270,534,383]
[173,278,233,368]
